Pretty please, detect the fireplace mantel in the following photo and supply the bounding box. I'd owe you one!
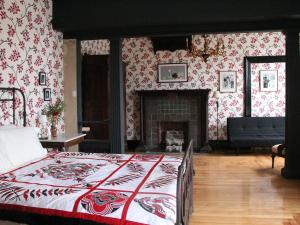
[136,89,210,96]
[136,89,211,152]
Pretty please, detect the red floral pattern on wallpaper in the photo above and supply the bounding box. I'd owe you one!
[81,33,285,140]
[0,0,64,131]
[251,63,285,117]
[81,40,110,55]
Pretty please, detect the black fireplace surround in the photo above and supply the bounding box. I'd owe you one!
[137,89,210,152]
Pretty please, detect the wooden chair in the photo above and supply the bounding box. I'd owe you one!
[271,144,286,168]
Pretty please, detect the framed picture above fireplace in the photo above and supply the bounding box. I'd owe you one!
[158,63,188,83]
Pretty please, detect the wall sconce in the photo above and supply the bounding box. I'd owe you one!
[188,35,225,62]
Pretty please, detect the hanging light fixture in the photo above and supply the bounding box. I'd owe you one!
[188,34,225,62]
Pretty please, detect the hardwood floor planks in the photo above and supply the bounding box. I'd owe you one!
[190,154,300,225]
[294,214,300,224]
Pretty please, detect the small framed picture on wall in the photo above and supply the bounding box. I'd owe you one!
[43,88,51,101]
[219,71,236,92]
[39,72,46,85]
[158,63,188,83]
[260,70,278,92]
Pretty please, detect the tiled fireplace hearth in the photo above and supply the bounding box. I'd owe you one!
[137,90,210,152]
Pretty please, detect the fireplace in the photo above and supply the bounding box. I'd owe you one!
[137,89,210,152]
[159,121,189,151]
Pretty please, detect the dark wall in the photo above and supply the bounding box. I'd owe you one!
[53,0,300,38]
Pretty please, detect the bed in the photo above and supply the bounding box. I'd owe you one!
[0,87,194,225]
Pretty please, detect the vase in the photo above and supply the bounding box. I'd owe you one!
[39,115,49,139]
[51,114,58,137]
[51,125,57,137]
[40,124,49,139]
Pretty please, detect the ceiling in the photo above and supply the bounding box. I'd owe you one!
[52,0,300,39]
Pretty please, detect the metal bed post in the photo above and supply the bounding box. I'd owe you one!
[0,87,27,127]
[176,140,194,225]
[12,89,15,125]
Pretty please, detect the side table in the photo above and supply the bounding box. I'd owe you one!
[40,133,86,152]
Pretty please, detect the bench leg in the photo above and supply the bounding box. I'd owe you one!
[271,154,275,168]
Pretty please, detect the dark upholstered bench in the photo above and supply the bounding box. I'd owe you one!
[227,117,285,153]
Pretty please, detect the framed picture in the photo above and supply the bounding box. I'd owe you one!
[219,71,236,92]
[158,63,188,83]
[43,88,51,101]
[39,72,46,85]
[260,70,278,92]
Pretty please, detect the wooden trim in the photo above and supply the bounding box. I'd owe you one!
[137,89,210,96]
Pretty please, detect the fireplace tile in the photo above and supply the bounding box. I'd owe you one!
[138,90,209,152]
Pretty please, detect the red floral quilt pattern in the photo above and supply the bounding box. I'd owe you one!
[0,152,182,225]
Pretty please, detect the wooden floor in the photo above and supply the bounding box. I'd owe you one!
[1,154,300,225]
[189,154,300,225]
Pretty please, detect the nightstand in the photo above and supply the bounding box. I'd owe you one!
[40,133,86,152]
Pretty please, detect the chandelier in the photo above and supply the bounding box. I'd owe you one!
[188,35,225,62]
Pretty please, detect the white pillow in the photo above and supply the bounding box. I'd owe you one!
[0,152,15,174]
[0,125,18,130]
[0,127,47,168]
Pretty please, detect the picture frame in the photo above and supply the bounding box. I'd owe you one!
[43,88,51,101]
[259,70,278,92]
[158,63,188,83]
[243,56,285,117]
[39,72,46,86]
[219,71,236,92]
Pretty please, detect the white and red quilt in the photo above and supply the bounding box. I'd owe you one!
[0,152,183,225]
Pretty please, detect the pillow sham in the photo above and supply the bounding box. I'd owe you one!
[0,127,47,168]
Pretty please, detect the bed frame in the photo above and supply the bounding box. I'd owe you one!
[176,140,194,225]
[0,142,194,225]
[0,87,27,126]
[0,87,194,225]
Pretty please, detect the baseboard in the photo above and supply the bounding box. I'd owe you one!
[208,140,230,149]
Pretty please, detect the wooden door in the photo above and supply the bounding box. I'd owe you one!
[79,55,110,152]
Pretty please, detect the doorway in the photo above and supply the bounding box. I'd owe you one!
[79,54,110,152]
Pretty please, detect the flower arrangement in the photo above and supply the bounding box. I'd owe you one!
[42,98,64,137]
[43,98,64,123]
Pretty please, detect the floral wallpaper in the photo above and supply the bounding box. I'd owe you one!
[81,32,285,141]
[251,62,285,117]
[81,40,110,55]
[0,0,64,131]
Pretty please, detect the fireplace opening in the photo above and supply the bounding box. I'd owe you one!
[159,121,189,152]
